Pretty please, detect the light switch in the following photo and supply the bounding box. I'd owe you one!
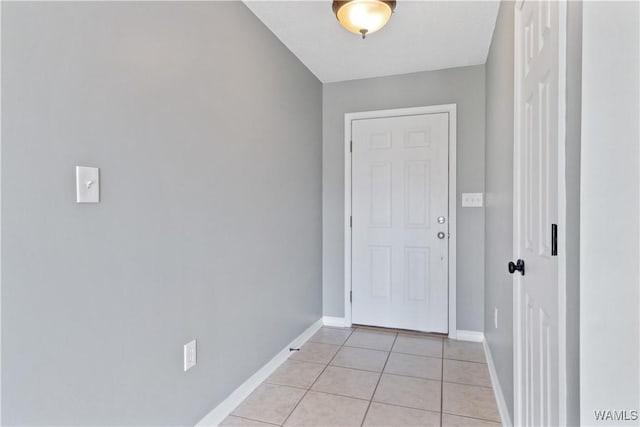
[76,166,99,203]
[184,340,197,372]
[461,192,483,207]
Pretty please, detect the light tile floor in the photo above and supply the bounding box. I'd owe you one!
[221,326,501,427]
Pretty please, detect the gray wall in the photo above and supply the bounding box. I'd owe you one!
[1,2,322,425]
[483,0,515,421]
[580,1,639,424]
[322,66,486,331]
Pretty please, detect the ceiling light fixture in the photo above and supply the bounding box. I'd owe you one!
[332,0,396,39]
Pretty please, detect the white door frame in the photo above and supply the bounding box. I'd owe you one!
[513,0,568,424]
[343,104,457,338]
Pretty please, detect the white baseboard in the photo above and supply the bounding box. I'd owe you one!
[195,319,323,427]
[455,330,484,342]
[482,339,512,427]
[322,316,349,328]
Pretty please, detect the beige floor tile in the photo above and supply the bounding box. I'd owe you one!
[219,415,279,426]
[443,340,486,363]
[311,366,381,400]
[289,342,340,365]
[384,352,442,380]
[330,346,389,372]
[443,382,500,422]
[363,402,441,426]
[266,360,325,389]
[373,374,441,412]
[228,329,504,427]
[309,327,353,345]
[442,413,502,426]
[443,359,491,388]
[284,391,369,426]
[392,335,443,358]
[345,330,397,351]
[232,383,305,425]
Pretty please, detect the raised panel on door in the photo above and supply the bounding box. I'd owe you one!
[405,247,429,302]
[369,162,392,227]
[369,246,392,298]
[405,161,430,228]
[351,113,449,333]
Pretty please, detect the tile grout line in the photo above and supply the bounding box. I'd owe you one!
[442,357,487,364]
[440,338,445,427]
[281,389,370,404]
[354,397,443,415]
[358,331,399,427]
[442,356,488,364]
[441,410,503,424]
[316,350,490,388]
[343,345,444,359]
[227,414,281,426]
[280,326,357,427]
[343,347,486,365]
[265,367,496,417]
[289,367,443,385]
[353,325,447,339]
[441,379,494,390]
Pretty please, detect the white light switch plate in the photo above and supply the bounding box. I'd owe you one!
[461,192,483,207]
[184,340,196,372]
[76,166,100,203]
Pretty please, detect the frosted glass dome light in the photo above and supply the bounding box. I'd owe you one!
[332,0,396,39]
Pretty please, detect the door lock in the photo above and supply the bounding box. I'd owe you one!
[437,232,446,239]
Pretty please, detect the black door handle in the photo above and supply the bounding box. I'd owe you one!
[508,259,525,275]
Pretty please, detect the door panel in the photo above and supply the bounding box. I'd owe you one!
[514,1,562,425]
[351,113,449,333]
[406,161,430,227]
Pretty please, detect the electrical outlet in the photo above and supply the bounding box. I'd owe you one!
[494,308,499,329]
[184,340,196,372]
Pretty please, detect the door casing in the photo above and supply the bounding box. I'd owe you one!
[343,104,458,339]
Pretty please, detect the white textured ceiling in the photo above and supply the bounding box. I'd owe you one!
[243,1,500,83]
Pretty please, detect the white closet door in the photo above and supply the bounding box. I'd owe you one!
[513,0,563,424]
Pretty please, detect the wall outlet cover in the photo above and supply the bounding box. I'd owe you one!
[76,166,100,203]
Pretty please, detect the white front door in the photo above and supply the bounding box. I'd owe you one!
[514,0,564,425]
[351,113,449,333]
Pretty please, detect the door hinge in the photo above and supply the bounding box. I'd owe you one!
[350,216,352,228]
[551,224,558,256]
[350,290,352,303]
[350,140,353,153]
